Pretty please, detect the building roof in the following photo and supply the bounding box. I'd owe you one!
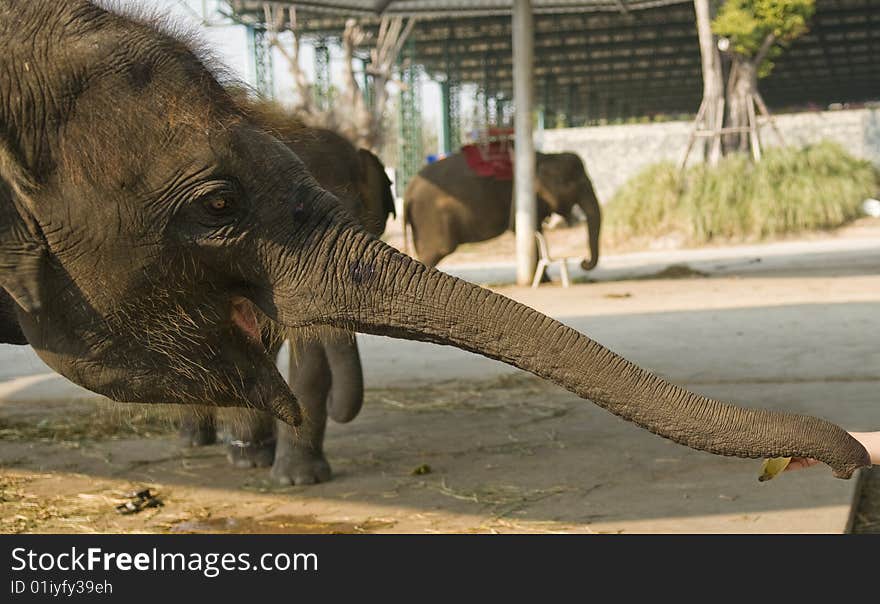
[232,0,689,17]
[226,0,880,121]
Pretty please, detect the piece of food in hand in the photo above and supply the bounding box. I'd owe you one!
[758,457,792,482]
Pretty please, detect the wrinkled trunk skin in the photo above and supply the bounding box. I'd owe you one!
[271,215,869,478]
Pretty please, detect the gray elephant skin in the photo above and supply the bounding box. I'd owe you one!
[0,1,869,481]
[404,151,601,270]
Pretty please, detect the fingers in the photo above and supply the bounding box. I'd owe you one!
[784,457,821,472]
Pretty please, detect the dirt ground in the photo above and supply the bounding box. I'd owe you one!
[1,370,867,535]
[0,375,624,534]
[1,218,879,534]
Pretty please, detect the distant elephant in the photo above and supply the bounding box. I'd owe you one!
[241,97,396,239]
[404,151,601,270]
[177,98,397,485]
[0,2,868,487]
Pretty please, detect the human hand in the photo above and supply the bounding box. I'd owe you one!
[784,432,878,474]
[784,457,822,472]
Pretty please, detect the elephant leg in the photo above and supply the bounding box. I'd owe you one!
[220,327,287,468]
[220,408,276,469]
[419,236,457,269]
[411,207,457,269]
[178,406,216,447]
[420,251,447,270]
[270,336,332,485]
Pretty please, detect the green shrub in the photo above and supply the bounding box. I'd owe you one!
[604,141,879,247]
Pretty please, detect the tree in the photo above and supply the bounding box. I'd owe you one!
[690,0,725,166]
[711,0,815,156]
[261,3,415,153]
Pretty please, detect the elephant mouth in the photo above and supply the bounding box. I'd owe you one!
[230,296,263,346]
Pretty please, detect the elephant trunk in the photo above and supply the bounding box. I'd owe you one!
[322,328,364,423]
[271,214,868,479]
[579,191,601,271]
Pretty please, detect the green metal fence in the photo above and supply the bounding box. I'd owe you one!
[395,40,424,199]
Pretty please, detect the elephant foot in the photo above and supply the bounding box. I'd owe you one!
[225,438,276,469]
[270,449,332,486]
[179,415,216,447]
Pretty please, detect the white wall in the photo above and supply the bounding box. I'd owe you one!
[542,107,880,203]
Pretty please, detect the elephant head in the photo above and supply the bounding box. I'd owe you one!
[239,98,393,238]
[536,152,601,270]
[0,1,869,478]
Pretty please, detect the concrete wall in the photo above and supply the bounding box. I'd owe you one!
[540,107,880,204]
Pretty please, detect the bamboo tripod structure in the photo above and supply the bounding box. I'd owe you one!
[680,91,785,170]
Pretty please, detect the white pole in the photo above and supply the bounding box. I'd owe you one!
[513,0,536,286]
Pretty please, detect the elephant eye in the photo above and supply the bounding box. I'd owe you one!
[197,195,237,228]
[205,197,229,213]
[189,180,242,230]
[197,181,240,219]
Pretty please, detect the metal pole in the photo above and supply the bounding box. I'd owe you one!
[513,0,536,286]
[396,40,423,199]
[246,26,273,98]
[313,40,330,111]
[440,80,452,154]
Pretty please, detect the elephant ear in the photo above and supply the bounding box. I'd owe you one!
[0,145,48,315]
[357,149,396,220]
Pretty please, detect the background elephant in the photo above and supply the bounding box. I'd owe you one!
[404,151,601,270]
[181,98,395,484]
[242,97,396,239]
[0,1,868,485]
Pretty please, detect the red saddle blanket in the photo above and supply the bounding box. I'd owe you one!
[461,141,514,181]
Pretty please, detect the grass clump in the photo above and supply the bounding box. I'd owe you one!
[604,141,879,247]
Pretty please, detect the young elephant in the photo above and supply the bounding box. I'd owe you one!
[180,100,396,485]
[404,151,601,269]
[0,2,868,483]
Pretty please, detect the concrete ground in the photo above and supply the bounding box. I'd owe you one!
[1,221,878,533]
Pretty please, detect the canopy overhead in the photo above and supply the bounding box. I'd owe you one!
[227,0,880,121]
[237,1,687,17]
[225,0,879,285]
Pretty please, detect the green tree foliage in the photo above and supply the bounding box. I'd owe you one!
[712,0,815,76]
